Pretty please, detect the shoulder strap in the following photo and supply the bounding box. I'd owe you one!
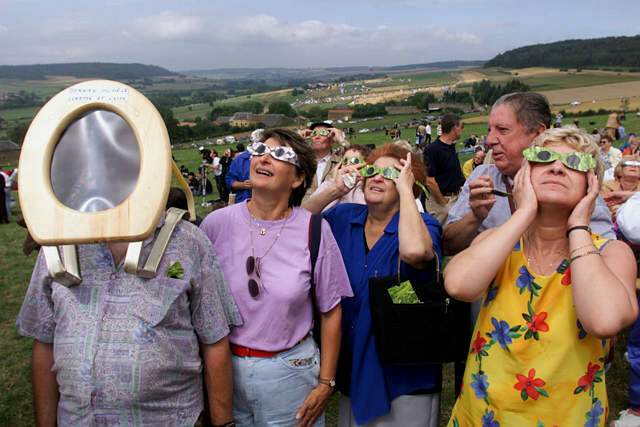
[308,213,323,289]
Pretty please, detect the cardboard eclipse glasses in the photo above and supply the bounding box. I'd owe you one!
[523,146,596,172]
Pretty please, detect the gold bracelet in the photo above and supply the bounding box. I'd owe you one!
[571,247,600,259]
[570,250,600,263]
[570,243,595,256]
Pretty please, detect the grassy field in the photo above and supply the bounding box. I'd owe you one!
[0,106,41,122]
[0,77,78,98]
[459,68,640,92]
[173,103,215,121]
[383,71,456,88]
[524,72,640,92]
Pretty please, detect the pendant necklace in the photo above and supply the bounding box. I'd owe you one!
[248,202,290,236]
[248,207,291,295]
[524,235,568,275]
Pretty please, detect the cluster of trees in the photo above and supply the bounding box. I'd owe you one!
[558,108,621,118]
[352,103,387,119]
[5,121,30,145]
[400,92,437,109]
[485,35,640,69]
[0,91,41,109]
[158,107,254,143]
[441,90,473,104]
[266,101,297,117]
[471,79,530,106]
[0,63,176,80]
[208,100,296,120]
[209,101,265,120]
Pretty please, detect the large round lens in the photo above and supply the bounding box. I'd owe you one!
[248,279,260,298]
[274,147,285,158]
[255,143,266,154]
[365,166,376,176]
[537,150,551,161]
[566,154,580,169]
[382,168,395,179]
[50,109,140,212]
[246,256,256,275]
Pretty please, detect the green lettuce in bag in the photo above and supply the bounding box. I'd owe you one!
[387,280,422,304]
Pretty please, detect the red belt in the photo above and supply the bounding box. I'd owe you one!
[231,344,279,358]
[230,335,309,358]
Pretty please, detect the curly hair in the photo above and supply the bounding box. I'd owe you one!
[530,127,604,186]
[366,143,426,198]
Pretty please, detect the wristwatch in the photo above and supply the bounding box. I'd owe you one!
[318,377,336,388]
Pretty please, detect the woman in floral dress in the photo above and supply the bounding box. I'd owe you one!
[445,127,638,426]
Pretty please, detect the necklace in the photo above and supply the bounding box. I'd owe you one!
[247,202,290,236]
[523,235,569,275]
[248,207,291,293]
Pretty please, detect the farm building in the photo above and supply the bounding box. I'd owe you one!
[229,112,291,128]
[177,121,197,128]
[327,105,354,121]
[385,106,421,115]
[428,102,476,113]
[213,115,233,125]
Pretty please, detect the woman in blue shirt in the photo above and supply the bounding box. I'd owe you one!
[304,143,443,426]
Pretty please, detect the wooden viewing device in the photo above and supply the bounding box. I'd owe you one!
[19,80,195,285]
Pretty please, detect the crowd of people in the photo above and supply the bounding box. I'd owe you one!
[14,91,640,427]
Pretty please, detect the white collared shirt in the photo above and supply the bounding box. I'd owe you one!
[316,154,332,187]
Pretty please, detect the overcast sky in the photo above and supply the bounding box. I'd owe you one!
[0,0,639,71]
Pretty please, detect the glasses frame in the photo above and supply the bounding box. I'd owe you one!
[342,156,364,166]
[246,255,261,298]
[522,146,596,172]
[248,142,300,167]
[360,164,401,180]
[621,160,640,168]
[311,128,331,137]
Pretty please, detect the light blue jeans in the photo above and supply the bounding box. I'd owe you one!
[232,338,324,426]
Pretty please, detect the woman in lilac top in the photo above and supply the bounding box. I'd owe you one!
[200,128,353,427]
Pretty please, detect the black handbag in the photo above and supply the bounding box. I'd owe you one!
[368,256,471,365]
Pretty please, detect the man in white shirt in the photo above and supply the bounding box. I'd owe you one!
[0,168,16,220]
[599,133,623,171]
[302,122,344,198]
[425,122,432,145]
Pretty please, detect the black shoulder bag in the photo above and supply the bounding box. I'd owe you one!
[368,255,470,366]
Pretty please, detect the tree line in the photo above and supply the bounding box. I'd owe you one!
[0,63,176,80]
[485,35,640,69]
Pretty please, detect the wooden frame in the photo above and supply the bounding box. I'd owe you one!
[19,80,171,245]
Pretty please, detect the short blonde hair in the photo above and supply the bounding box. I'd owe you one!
[530,127,604,185]
[614,154,640,179]
[393,139,413,151]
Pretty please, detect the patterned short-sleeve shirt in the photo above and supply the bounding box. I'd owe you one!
[16,219,242,426]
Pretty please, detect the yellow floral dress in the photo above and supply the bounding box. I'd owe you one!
[448,235,611,427]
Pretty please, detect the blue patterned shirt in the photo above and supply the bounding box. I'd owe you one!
[16,218,242,426]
